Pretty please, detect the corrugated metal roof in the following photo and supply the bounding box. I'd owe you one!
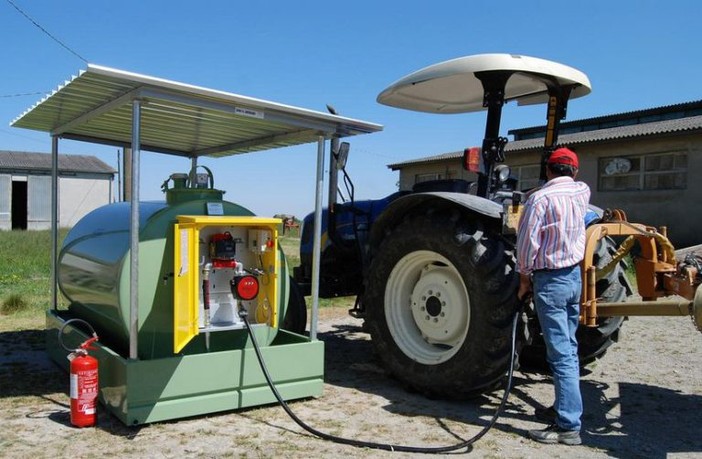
[0,150,115,174]
[11,65,383,158]
[387,114,702,169]
[506,114,702,152]
[511,99,702,136]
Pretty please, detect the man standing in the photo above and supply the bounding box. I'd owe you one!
[516,147,590,446]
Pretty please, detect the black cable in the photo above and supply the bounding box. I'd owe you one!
[0,91,46,98]
[240,306,521,453]
[5,0,88,63]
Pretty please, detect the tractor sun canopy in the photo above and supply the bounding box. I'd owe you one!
[376,53,591,114]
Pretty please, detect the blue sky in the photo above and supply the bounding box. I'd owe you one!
[2,0,700,218]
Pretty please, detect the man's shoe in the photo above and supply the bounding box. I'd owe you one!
[528,424,581,445]
[535,405,557,423]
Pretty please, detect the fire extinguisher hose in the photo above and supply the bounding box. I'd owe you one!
[58,318,99,352]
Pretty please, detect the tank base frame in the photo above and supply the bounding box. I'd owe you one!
[47,310,324,426]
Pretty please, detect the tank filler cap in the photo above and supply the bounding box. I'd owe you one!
[161,173,190,192]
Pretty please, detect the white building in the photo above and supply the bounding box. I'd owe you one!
[0,151,115,230]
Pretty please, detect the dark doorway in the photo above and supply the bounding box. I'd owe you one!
[11,181,27,230]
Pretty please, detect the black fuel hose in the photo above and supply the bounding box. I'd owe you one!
[240,305,522,454]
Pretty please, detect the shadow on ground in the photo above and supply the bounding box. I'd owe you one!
[0,329,64,397]
[319,320,702,458]
[3,322,700,457]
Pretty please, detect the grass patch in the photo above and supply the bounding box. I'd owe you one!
[1,294,29,315]
[278,235,301,269]
[0,229,68,329]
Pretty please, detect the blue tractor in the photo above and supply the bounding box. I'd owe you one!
[292,54,632,397]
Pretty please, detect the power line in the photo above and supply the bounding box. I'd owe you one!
[0,127,46,144]
[5,0,88,63]
[1,91,47,98]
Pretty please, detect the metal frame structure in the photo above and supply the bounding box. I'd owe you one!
[12,65,382,424]
[13,64,382,359]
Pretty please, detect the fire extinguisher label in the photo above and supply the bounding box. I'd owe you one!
[71,371,98,402]
[70,374,78,399]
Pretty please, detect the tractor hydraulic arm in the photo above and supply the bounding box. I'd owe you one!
[581,209,702,332]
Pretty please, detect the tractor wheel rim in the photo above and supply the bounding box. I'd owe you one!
[385,250,470,365]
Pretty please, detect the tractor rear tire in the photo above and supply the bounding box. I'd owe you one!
[520,236,631,369]
[364,209,521,398]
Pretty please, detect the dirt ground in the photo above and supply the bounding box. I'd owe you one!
[1,305,700,459]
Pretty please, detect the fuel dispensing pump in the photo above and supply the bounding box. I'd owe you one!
[200,230,273,326]
[195,230,273,350]
[172,211,281,354]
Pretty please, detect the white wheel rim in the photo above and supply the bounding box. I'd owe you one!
[384,250,470,365]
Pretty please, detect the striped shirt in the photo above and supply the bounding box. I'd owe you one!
[516,176,591,275]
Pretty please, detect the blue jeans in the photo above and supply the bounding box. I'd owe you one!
[533,265,583,431]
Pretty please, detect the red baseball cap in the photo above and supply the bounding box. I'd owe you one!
[547,147,579,168]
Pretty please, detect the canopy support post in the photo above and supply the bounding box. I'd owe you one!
[50,135,59,311]
[310,136,326,341]
[129,99,142,360]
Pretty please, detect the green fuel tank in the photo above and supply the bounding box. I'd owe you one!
[58,193,291,360]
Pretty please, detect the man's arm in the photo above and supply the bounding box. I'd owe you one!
[518,273,532,301]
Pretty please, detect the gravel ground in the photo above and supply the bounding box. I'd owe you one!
[1,305,700,459]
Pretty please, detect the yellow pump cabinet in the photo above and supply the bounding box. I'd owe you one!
[173,215,282,352]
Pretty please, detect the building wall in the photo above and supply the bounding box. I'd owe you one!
[505,133,701,247]
[26,175,50,230]
[58,176,113,228]
[0,173,112,230]
[590,134,700,248]
[396,131,702,248]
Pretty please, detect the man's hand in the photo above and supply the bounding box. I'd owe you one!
[517,273,532,301]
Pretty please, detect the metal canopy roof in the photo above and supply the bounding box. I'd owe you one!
[11,64,383,158]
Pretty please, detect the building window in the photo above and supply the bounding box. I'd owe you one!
[513,164,541,191]
[415,173,441,184]
[599,152,687,191]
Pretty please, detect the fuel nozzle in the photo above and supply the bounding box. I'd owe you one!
[202,263,212,328]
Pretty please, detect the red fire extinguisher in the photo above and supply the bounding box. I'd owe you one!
[68,335,99,427]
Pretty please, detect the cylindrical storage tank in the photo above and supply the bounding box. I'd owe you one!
[58,198,291,359]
